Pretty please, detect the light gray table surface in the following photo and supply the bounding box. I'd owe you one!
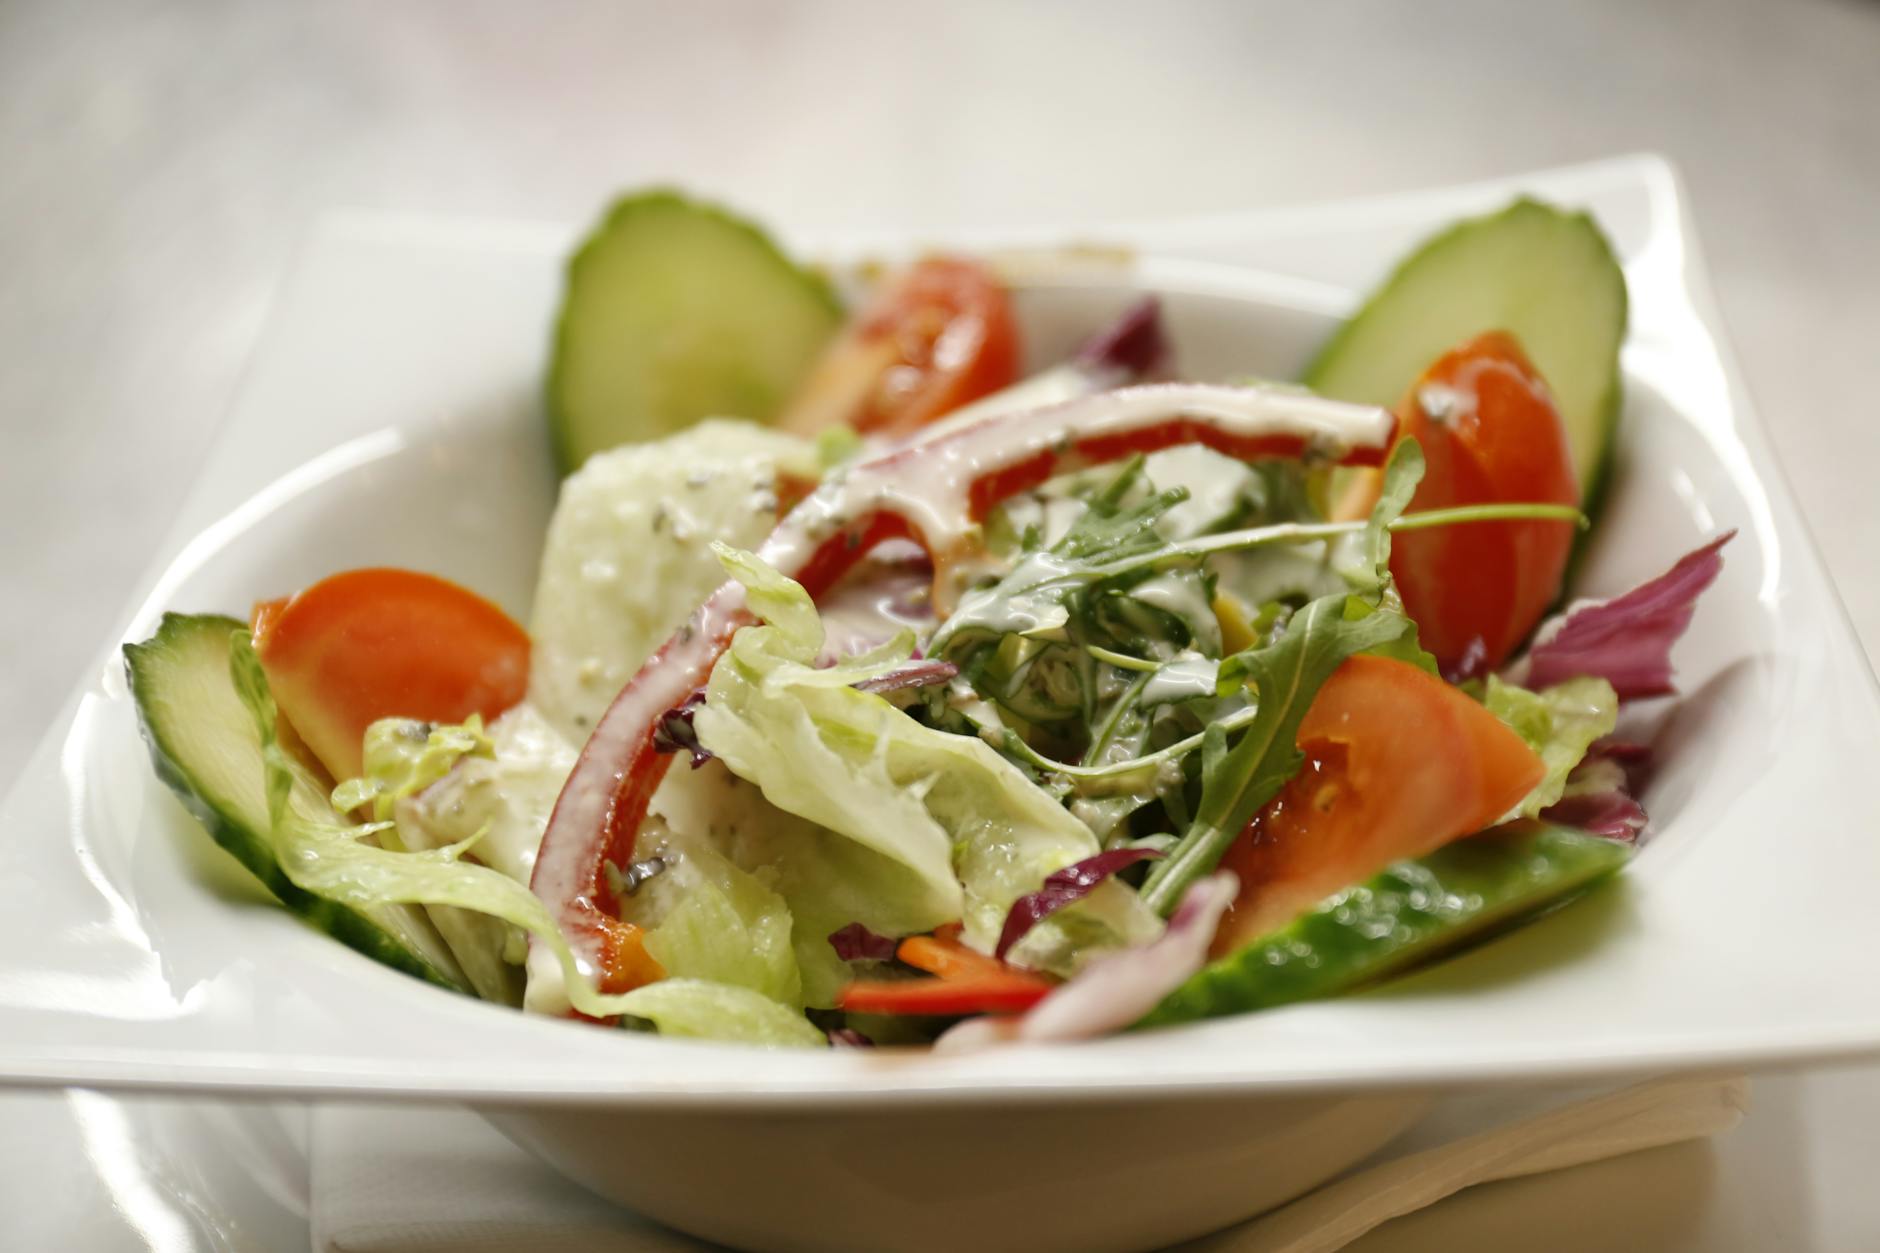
[3,2,1878,1249]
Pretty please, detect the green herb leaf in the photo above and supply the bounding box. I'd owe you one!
[928,459,1192,663]
[1143,443,1428,909]
[1342,438,1440,674]
[1053,456,1189,564]
[1141,595,1415,914]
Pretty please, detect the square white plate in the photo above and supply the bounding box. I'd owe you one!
[3,154,1876,1108]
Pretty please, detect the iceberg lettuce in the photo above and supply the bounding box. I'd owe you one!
[640,824,802,1008]
[1484,674,1619,817]
[529,419,817,741]
[693,545,1162,978]
[332,716,493,824]
[613,979,826,1048]
[228,631,817,1037]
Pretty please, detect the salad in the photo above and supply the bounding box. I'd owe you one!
[126,190,1729,1049]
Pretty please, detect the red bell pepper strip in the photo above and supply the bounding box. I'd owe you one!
[836,974,1053,1017]
[837,932,1056,1016]
[529,382,1396,1007]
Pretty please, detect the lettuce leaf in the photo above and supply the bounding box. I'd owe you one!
[338,708,600,1004]
[693,545,1162,977]
[612,979,827,1048]
[399,703,579,887]
[1484,675,1619,817]
[645,762,945,1009]
[528,419,818,742]
[641,825,802,1008]
[332,716,493,823]
[226,632,706,1023]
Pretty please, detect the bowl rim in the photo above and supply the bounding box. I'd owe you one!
[6,153,1880,1109]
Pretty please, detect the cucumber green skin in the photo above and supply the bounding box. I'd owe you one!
[1302,198,1628,527]
[124,613,468,994]
[1139,824,1629,1029]
[547,188,844,474]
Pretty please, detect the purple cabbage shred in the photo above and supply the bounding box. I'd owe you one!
[1539,739,1655,843]
[1075,296,1171,381]
[828,922,900,963]
[650,691,712,769]
[1508,532,1734,701]
[995,847,1163,960]
[1542,789,1649,842]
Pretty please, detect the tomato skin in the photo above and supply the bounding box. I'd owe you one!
[781,256,1021,438]
[1213,654,1543,954]
[1344,332,1579,676]
[252,568,531,782]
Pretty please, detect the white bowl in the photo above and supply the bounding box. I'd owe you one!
[3,155,1877,1251]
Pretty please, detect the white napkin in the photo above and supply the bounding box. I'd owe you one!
[311,1074,1748,1253]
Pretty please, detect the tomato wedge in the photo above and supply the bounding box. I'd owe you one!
[251,568,530,782]
[780,256,1021,438]
[531,382,1398,1009]
[837,932,1054,1016]
[1342,331,1579,677]
[1213,654,1543,955]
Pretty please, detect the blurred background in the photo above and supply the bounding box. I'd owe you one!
[3,0,1878,781]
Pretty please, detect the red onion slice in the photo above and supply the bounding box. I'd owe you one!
[936,873,1238,1052]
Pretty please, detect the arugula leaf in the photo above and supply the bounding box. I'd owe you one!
[1352,439,1425,601]
[928,458,1192,662]
[1137,443,1430,914]
[1141,595,1414,913]
[1342,439,1440,674]
[1056,455,1190,563]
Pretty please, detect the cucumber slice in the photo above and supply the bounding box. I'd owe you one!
[125,613,469,993]
[1139,823,1628,1029]
[548,189,844,473]
[1303,199,1627,517]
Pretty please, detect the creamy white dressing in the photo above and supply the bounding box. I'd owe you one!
[758,383,1393,612]
[813,545,938,658]
[410,703,577,885]
[1141,653,1221,706]
[938,549,1081,643]
[529,419,812,742]
[989,492,1091,555]
[1141,445,1257,539]
[904,361,1112,445]
[1129,571,1221,642]
[528,382,1392,1005]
